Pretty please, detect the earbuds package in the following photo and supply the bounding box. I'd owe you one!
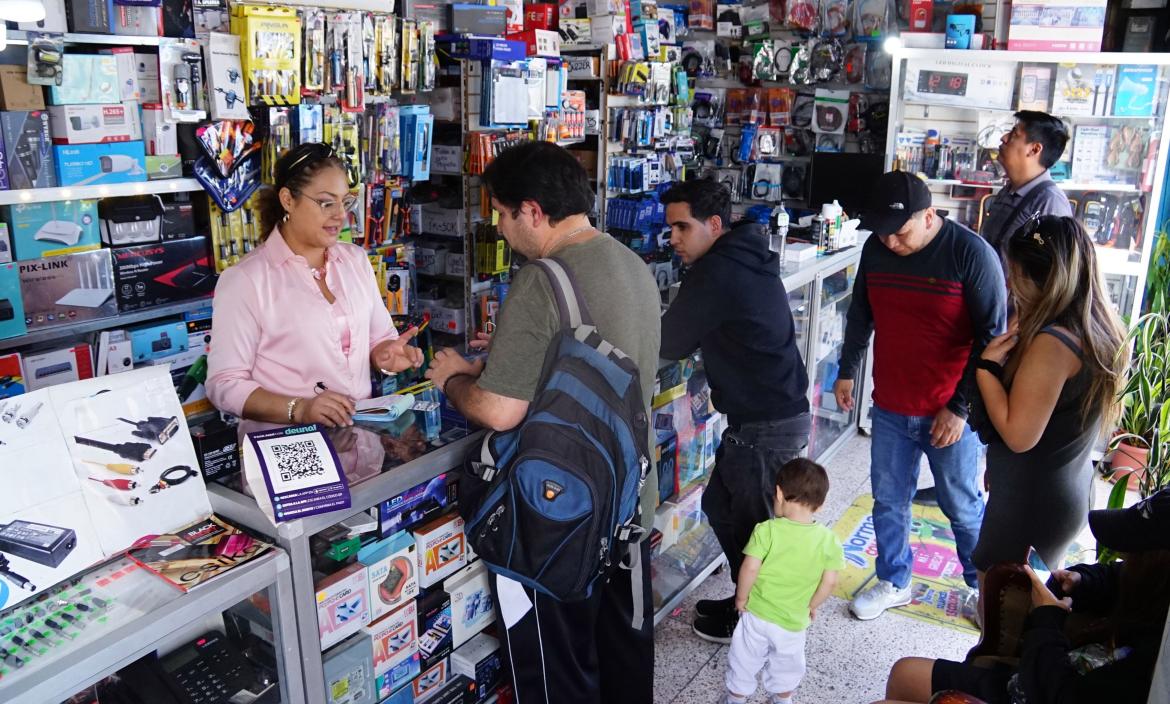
[53,140,147,186]
[48,54,120,105]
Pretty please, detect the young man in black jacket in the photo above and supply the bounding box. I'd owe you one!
[660,179,811,643]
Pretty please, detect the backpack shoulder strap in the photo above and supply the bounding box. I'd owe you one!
[532,258,596,329]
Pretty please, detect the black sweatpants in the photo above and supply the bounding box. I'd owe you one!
[487,539,654,704]
[701,414,811,584]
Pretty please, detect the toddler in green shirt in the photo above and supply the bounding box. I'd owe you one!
[726,457,846,704]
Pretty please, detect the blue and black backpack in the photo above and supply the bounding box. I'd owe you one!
[460,258,651,602]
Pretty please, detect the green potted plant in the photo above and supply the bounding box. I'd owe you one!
[1104,303,1170,496]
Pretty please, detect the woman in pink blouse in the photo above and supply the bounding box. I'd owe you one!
[207,143,422,427]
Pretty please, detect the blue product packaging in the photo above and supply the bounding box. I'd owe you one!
[49,54,121,105]
[1113,65,1158,117]
[128,319,189,362]
[3,200,100,260]
[378,472,455,537]
[0,263,27,340]
[0,111,57,190]
[53,141,147,186]
[944,14,976,49]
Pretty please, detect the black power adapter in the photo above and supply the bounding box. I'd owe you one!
[0,520,78,568]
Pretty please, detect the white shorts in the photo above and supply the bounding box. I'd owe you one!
[725,611,807,697]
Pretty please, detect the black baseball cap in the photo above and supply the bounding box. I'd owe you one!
[859,170,933,237]
[1088,486,1170,553]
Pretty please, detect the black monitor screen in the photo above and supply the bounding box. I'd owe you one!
[808,153,888,216]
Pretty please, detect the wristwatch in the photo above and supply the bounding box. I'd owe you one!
[975,359,1005,379]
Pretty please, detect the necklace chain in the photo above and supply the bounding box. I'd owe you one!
[546,224,594,256]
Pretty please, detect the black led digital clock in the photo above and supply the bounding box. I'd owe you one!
[917,70,969,96]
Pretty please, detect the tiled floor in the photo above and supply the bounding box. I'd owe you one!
[652,433,979,704]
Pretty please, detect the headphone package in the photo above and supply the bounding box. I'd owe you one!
[813,89,848,134]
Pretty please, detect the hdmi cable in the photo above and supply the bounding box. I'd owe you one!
[74,435,156,462]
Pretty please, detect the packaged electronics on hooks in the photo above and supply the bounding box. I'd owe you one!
[375,14,399,94]
[158,39,208,123]
[302,9,327,94]
[232,5,302,106]
[822,0,849,36]
[813,89,848,135]
[327,12,366,112]
[787,0,820,33]
[0,110,57,190]
[26,33,64,88]
[401,19,420,94]
[419,21,437,93]
[206,32,248,120]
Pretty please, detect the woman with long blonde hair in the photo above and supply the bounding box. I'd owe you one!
[970,214,1127,585]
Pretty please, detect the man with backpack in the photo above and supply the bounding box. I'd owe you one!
[425,141,661,704]
[659,179,811,644]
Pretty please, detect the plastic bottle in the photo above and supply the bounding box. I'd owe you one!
[770,200,789,257]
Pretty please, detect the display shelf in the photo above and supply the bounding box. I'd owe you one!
[0,296,213,353]
[0,551,302,704]
[0,178,204,206]
[928,179,1141,194]
[208,426,484,704]
[4,30,163,46]
[651,520,727,627]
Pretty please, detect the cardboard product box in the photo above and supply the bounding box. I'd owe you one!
[54,141,147,186]
[3,200,100,260]
[559,18,592,46]
[161,0,196,37]
[416,585,453,671]
[146,154,182,180]
[0,263,27,340]
[1,111,57,189]
[135,53,161,103]
[412,656,450,702]
[359,531,420,622]
[22,343,94,391]
[415,241,448,276]
[161,200,196,240]
[414,512,467,589]
[506,28,561,57]
[365,601,421,701]
[67,0,115,33]
[0,224,11,263]
[111,236,214,312]
[100,47,141,102]
[323,631,377,704]
[127,319,188,363]
[378,472,457,537]
[0,66,47,111]
[450,633,502,702]
[445,252,467,278]
[48,102,142,144]
[525,3,559,30]
[49,54,121,105]
[141,104,178,155]
[421,674,477,704]
[1007,0,1107,52]
[419,205,466,239]
[190,418,239,482]
[444,560,494,649]
[451,3,507,35]
[19,250,116,330]
[317,562,372,650]
[655,431,679,505]
[0,352,26,398]
[112,4,161,36]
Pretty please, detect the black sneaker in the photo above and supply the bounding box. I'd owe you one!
[695,595,736,619]
[692,612,738,644]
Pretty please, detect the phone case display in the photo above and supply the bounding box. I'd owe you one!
[232,5,302,106]
[365,600,420,700]
[158,39,208,123]
[0,367,213,610]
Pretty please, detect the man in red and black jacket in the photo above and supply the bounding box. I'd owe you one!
[833,171,1006,621]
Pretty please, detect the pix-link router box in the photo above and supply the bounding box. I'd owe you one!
[18,249,117,330]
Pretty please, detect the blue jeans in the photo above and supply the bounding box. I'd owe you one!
[870,406,984,589]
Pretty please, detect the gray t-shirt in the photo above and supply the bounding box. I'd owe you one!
[478,233,662,530]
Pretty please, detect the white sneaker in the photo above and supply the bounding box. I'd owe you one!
[850,580,912,620]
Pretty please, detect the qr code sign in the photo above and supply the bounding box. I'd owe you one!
[272,440,326,482]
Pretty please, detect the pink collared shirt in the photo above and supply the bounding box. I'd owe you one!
[206,228,399,418]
